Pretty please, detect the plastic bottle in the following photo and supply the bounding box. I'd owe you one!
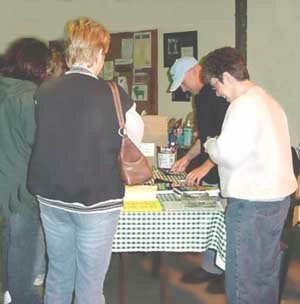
[168,119,182,146]
[183,116,192,147]
[176,119,184,147]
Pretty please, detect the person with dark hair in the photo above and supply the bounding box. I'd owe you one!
[202,47,297,304]
[1,38,48,84]
[0,55,4,69]
[46,45,68,79]
[0,37,49,304]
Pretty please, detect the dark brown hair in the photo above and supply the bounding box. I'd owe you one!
[202,47,249,84]
[47,45,68,79]
[1,37,49,84]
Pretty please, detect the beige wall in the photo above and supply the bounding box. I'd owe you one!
[0,0,235,123]
[248,0,300,145]
[1,0,299,144]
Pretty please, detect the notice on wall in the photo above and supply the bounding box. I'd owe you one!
[133,32,151,69]
[103,61,114,80]
[131,84,148,101]
[121,38,133,59]
[117,76,129,94]
[115,58,133,65]
[181,46,194,58]
[133,70,149,84]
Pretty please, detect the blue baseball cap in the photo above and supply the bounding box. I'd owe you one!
[169,57,198,92]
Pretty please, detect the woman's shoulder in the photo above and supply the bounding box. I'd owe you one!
[0,77,37,97]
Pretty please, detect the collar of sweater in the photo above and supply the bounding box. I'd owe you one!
[65,64,98,79]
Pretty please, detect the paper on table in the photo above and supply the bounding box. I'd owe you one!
[123,185,162,212]
[122,200,162,212]
[161,198,225,212]
[124,185,157,202]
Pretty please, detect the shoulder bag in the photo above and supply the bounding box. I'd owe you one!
[107,81,153,185]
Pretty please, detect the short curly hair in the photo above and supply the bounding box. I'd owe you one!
[1,37,49,84]
[202,47,249,84]
[65,17,110,68]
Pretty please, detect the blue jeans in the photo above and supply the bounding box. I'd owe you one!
[3,213,43,304]
[33,224,47,279]
[40,204,120,304]
[225,197,290,304]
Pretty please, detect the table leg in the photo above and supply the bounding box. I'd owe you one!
[151,252,162,277]
[160,253,169,304]
[119,252,129,304]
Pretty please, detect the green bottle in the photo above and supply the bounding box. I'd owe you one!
[183,116,192,147]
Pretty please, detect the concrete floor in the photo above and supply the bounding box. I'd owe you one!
[104,252,300,304]
[1,219,300,304]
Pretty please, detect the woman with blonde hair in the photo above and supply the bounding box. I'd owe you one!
[28,17,143,304]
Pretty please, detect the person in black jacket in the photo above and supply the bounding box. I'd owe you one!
[170,57,228,293]
[28,17,143,304]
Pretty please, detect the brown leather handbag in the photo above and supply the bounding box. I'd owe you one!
[108,81,153,185]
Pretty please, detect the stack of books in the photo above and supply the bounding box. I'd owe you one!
[122,185,162,212]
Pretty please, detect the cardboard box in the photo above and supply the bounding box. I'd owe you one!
[296,175,300,199]
[139,115,168,166]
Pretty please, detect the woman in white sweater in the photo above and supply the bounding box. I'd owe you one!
[202,46,297,304]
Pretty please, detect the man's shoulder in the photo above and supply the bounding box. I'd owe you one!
[196,84,228,110]
[197,84,226,102]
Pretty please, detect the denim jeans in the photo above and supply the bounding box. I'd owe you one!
[225,196,290,304]
[33,224,47,279]
[3,213,43,304]
[40,204,120,304]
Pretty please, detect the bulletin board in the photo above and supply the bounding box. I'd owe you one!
[49,29,158,114]
[104,29,158,114]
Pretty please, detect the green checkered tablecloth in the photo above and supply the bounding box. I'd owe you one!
[112,209,226,270]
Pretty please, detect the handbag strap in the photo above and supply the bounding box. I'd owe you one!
[107,81,125,130]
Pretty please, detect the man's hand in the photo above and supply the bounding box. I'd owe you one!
[171,139,201,173]
[171,155,190,173]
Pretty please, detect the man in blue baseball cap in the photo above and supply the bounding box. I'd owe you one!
[169,57,228,293]
[169,57,199,93]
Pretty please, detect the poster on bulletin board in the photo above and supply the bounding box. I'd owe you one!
[163,31,198,67]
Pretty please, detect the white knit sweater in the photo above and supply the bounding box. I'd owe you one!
[205,86,297,201]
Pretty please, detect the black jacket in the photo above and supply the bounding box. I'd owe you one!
[28,73,132,206]
[195,84,228,185]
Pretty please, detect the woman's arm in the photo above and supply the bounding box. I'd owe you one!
[125,102,144,147]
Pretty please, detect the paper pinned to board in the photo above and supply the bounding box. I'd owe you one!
[133,32,151,68]
[121,38,133,59]
[117,76,129,94]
